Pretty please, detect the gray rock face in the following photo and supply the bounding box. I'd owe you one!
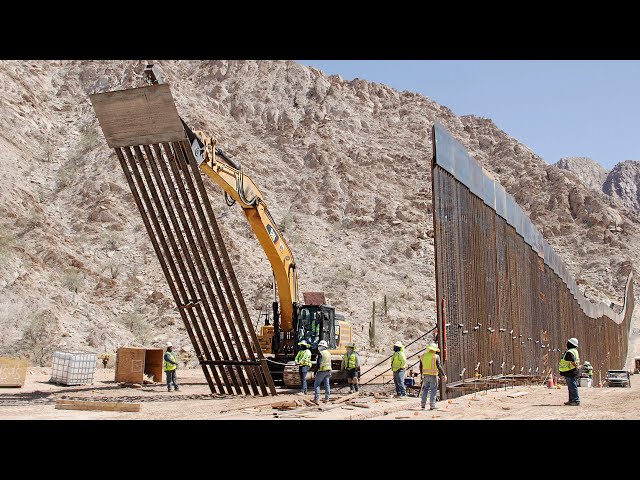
[556,157,608,193]
[0,60,638,362]
[603,160,640,214]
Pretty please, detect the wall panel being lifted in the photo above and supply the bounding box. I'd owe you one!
[90,85,276,396]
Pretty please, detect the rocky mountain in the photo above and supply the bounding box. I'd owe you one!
[555,156,608,192]
[603,160,640,214]
[0,60,638,368]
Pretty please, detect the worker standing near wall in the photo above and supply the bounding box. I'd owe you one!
[313,340,332,403]
[558,337,580,406]
[420,343,447,410]
[391,341,407,398]
[294,340,312,395]
[164,342,180,392]
[341,343,360,393]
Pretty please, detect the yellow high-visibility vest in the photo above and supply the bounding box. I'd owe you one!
[421,351,439,375]
[295,349,312,367]
[318,350,332,372]
[164,351,177,372]
[391,350,406,372]
[343,352,357,369]
[558,348,579,372]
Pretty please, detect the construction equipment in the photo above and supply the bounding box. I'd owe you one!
[122,64,353,385]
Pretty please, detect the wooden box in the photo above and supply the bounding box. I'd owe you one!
[115,347,164,384]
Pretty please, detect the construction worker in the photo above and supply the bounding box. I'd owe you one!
[391,341,407,397]
[558,337,580,406]
[313,340,332,403]
[420,343,447,410]
[310,311,322,345]
[295,340,312,395]
[583,361,593,379]
[164,342,180,392]
[341,342,360,392]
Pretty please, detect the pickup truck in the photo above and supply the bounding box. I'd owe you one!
[605,370,631,388]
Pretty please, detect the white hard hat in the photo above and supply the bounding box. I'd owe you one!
[394,341,404,348]
[318,340,328,348]
[568,338,578,347]
[427,342,440,352]
[166,342,173,347]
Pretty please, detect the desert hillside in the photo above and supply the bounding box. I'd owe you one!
[0,60,637,367]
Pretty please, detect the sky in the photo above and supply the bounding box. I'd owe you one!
[297,60,640,170]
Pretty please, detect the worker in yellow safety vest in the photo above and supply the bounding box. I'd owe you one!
[391,341,407,398]
[419,343,447,410]
[341,343,360,392]
[313,340,332,403]
[558,337,580,406]
[295,340,312,395]
[164,342,180,392]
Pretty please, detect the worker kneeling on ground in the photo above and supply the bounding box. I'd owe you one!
[391,341,408,398]
[313,340,332,403]
[420,343,447,410]
[295,340,312,395]
[341,342,360,393]
[558,337,580,406]
[164,342,180,392]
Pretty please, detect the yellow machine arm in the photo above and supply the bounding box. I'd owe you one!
[193,132,298,334]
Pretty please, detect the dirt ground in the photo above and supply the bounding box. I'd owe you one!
[2,365,639,420]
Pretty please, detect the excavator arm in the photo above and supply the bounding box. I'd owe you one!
[188,129,298,335]
[142,63,299,349]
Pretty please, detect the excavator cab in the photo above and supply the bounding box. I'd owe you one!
[296,305,337,353]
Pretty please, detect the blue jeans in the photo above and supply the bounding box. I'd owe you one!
[314,371,331,401]
[393,370,406,396]
[421,375,438,408]
[566,375,580,403]
[299,366,310,393]
[166,370,179,391]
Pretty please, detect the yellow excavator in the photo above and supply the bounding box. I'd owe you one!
[143,64,353,386]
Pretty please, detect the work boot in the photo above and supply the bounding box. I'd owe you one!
[430,405,438,410]
[175,387,180,392]
[168,388,172,392]
[564,401,580,406]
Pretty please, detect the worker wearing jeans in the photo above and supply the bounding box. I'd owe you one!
[313,340,332,402]
[559,337,580,406]
[391,341,407,397]
[420,343,447,410]
[164,342,180,392]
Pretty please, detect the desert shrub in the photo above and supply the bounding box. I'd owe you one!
[61,266,84,293]
[119,312,151,345]
[78,129,99,153]
[19,312,60,366]
[0,226,15,265]
[334,265,354,288]
[55,168,74,192]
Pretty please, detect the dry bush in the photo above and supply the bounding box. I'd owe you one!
[0,225,15,265]
[18,312,60,366]
[333,265,354,288]
[119,312,151,345]
[61,266,84,293]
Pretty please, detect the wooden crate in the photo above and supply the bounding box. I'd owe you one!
[0,357,28,387]
[115,347,164,384]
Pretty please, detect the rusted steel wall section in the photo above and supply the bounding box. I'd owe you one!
[90,87,276,396]
[431,122,634,398]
